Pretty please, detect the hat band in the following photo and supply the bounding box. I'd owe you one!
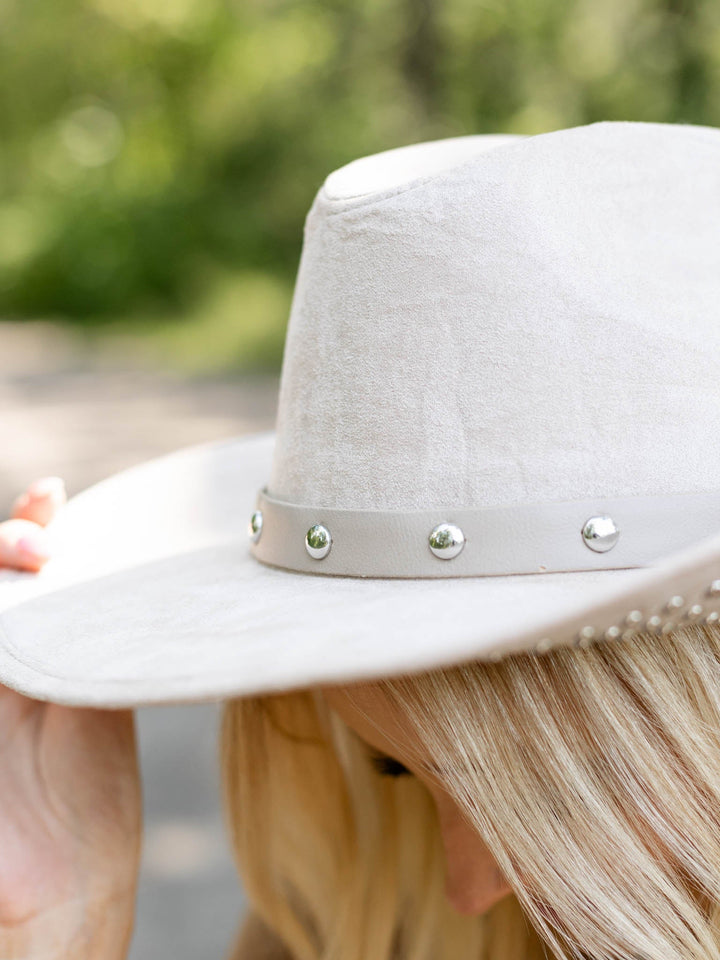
[249,488,720,579]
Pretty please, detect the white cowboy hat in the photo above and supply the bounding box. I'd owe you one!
[1,120,720,707]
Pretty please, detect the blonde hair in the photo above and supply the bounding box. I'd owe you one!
[222,622,720,960]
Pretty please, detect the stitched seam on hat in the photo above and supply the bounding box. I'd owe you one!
[0,613,205,695]
[315,121,720,219]
[0,614,72,685]
[316,133,531,216]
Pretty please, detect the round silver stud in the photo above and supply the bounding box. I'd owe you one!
[687,604,704,620]
[582,515,620,553]
[646,615,663,632]
[248,510,263,544]
[625,609,643,626]
[705,611,720,625]
[664,595,685,612]
[604,625,621,640]
[660,621,676,635]
[305,523,332,560]
[428,522,466,560]
[707,580,720,598]
[535,637,553,653]
[575,625,596,648]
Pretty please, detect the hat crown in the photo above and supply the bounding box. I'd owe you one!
[269,121,720,511]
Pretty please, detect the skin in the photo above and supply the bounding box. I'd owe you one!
[0,480,140,958]
[0,480,509,957]
[321,682,513,916]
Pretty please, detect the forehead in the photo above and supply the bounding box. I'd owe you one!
[320,681,421,758]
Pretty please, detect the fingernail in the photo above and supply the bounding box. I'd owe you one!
[27,477,66,500]
[16,533,51,562]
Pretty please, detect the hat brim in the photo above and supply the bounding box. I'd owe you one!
[1,431,719,707]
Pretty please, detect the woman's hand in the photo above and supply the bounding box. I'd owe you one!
[0,479,142,959]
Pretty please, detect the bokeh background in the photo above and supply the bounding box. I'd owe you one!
[2,0,719,366]
[1,0,719,956]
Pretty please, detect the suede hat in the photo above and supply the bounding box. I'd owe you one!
[1,119,720,706]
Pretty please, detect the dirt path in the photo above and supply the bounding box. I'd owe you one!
[0,321,278,508]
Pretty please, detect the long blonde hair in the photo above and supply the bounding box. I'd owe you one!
[222,622,720,960]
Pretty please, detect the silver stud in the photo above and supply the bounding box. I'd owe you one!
[625,609,643,626]
[660,621,676,635]
[604,625,621,640]
[582,515,620,553]
[646,615,663,632]
[305,523,332,560]
[428,522,466,560]
[248,510,263,544]
[705,611,720,625]
[664,595,685,612]
[687,604,704,620]
[535,637,553,653]
[707,580,720,598]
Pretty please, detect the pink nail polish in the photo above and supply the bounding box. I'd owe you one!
[16,535,51,561]
[28,477,65,499]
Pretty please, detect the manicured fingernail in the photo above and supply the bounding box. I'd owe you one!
[16,534,51,562]
[28,477,66,499]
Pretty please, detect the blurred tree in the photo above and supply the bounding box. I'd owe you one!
[402,0,443,116]
[0,0,718,368]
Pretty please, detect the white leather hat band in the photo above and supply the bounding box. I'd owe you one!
[249,488,720,579]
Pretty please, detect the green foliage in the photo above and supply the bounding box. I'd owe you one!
[0,0,718,368]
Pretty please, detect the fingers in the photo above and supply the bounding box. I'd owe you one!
[11,477,66,528]
[0,478,66,572]
[0,518,52,572]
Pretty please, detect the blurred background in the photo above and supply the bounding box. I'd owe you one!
[1,0,719,366]
[1,0,719,956]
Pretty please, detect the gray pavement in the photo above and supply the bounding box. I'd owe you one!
[0,321,279,959]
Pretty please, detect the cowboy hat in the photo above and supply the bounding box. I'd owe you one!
[1,119,720,707]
